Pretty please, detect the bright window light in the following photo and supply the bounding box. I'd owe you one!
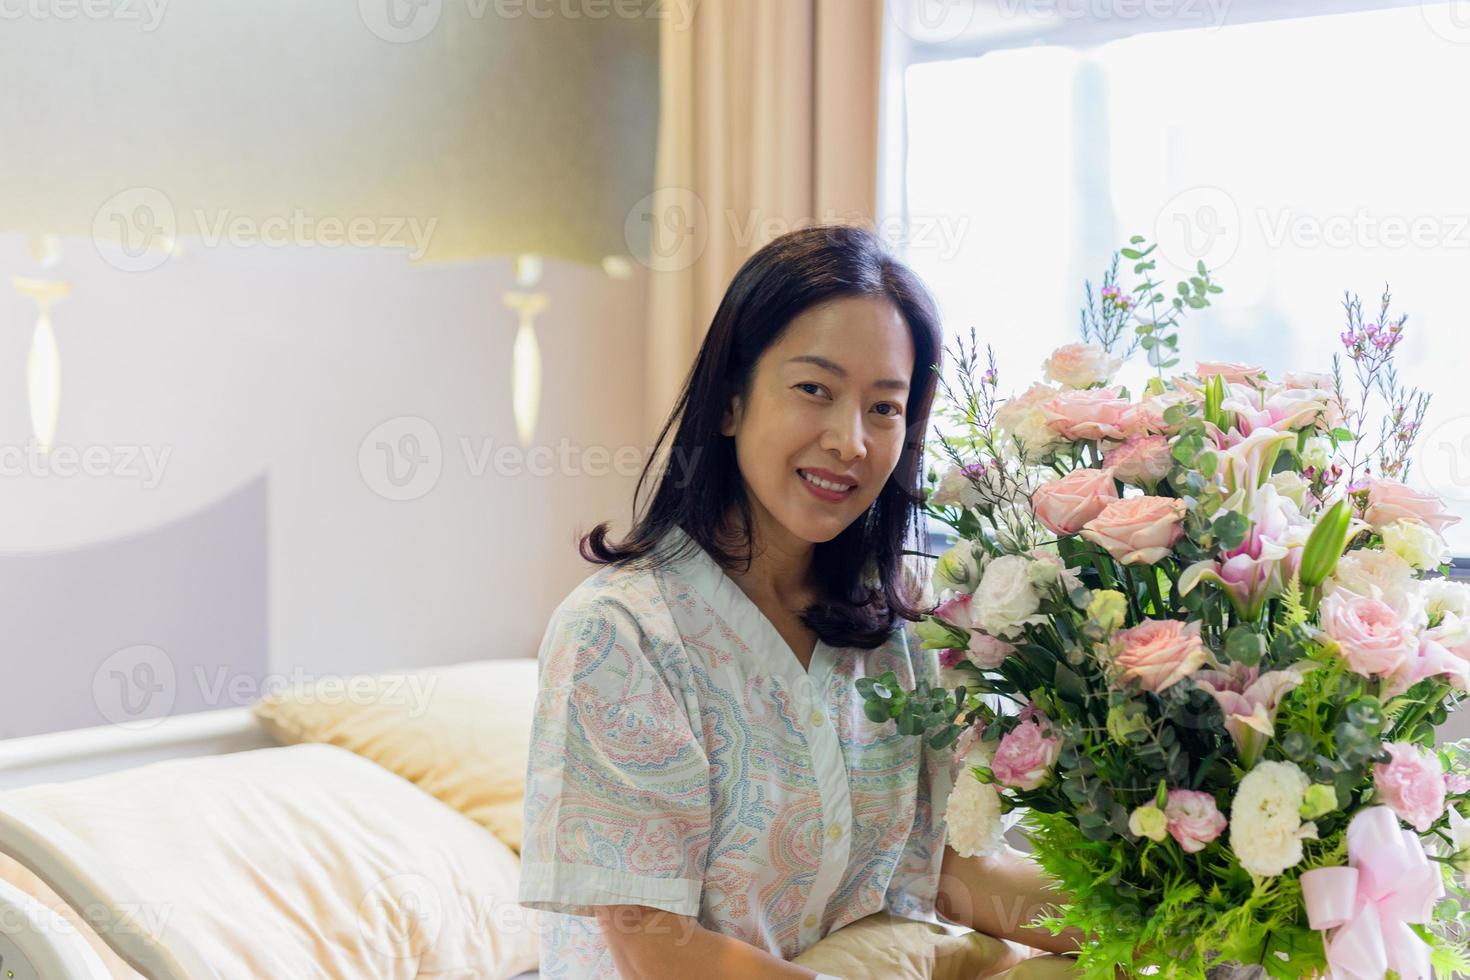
[896,4,1470,554]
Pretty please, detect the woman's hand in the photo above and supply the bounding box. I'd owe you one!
[594,904,832,979]
[935,843,1084,956]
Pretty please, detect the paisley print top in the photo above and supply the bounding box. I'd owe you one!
[517,524,957,978]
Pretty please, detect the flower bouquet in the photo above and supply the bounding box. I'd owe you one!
[860,239,1470,978]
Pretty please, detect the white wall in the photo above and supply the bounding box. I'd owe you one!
[0,233,650,736]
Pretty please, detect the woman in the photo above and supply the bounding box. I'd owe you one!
[517,225,1077,979]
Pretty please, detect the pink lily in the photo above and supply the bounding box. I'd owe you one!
[1193,661,1313,767]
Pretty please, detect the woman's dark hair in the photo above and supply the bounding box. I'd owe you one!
[578,224,943,648]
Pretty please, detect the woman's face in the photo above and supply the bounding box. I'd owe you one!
[720,294,916,548]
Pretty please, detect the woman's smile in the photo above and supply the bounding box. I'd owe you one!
[796,467,858,502]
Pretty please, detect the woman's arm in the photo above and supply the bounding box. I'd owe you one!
[594,904,833,980]
[936,843,1084,956]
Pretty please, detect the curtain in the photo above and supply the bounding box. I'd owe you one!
[642,0,886,436]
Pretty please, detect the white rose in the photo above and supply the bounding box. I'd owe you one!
[1423,578,1470,626]
[944,764,1007,858]
[1381,519,1449,571]
[973,554,1045,638]
[995,383,1066,459]
[931,539,986,598]
[1042,342,1123,389]
[1301,436,1332,472]
[1268,471,1309,510]
[1229,761,1318,877]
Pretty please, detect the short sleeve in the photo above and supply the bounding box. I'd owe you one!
[517,594,712,919]
[882,629,958,922]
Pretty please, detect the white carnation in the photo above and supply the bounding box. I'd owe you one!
[994,383,1066,459]
[973,554,1046,638]
[944,763,1007,858]
[1381,519,1449,571]
[1229,761,1318,877]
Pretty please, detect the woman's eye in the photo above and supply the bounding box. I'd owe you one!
[873,402,902,417]
[795,383,827,397]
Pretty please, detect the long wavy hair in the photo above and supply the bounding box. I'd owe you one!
[578,224,943,648]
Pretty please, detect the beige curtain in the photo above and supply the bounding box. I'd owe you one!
[642,0,886,436]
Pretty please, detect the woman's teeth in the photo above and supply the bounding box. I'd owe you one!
[799,470,854,492]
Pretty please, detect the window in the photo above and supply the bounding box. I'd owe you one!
[882,0,1470,557]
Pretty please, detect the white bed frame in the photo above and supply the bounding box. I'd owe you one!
[0,709,277,979]
[0,709,543,980]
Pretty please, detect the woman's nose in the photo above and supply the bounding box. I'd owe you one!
[820,407,867,462]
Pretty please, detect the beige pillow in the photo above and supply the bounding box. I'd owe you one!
[252,658,538,854]
[792,911,1024,980]
[0,743,539,980]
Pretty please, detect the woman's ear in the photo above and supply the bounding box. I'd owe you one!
[719,393,741,437]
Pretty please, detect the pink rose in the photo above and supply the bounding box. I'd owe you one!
[1040,387,1132,442]
[933,594,1016,668]
[1320,590,1418,678]
[1164,789,1227,853]
[1102,435,1174,487]
[1042,342,1122,389]
[1373,742,1446,832]
[1031,467,1120,536]
[1196,360,1265,385]
[966,632,1016,668]
[1122,391,1195,438]
[1447,772,1470,796]
[1080,496,1187,565]
[938,636,1016,670]
[1113,618,1207,692]
[1364,478,1461,534]
[991,708,1062,791]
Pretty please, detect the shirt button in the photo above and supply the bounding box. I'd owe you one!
[827,823,842,841]
[804,913,818,929]
[809,710,825,727]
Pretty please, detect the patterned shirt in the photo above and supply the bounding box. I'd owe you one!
[517,525,957,978]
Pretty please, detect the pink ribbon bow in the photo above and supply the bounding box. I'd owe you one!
[1299,806,1444,980]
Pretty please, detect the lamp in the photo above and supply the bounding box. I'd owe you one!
[12,276,72,453]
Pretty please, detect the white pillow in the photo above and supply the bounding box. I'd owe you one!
[0,743,539,979]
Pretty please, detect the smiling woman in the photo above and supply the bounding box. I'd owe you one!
[577,224,941,650]
[517,226,1078,979]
